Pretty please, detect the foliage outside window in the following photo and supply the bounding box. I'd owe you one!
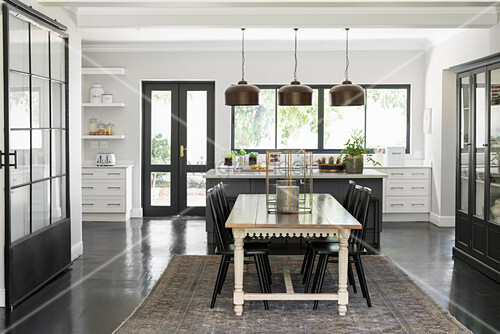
[232,85,410,153]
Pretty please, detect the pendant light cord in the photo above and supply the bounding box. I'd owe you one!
[344,27,350,81]
[241,28,245,82]
[294,27,298,81]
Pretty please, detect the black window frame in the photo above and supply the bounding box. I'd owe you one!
[231,84,411,154]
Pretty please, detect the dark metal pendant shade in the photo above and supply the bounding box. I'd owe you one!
[278,80,313,106]
[225,80,260,106]
[329,80,365,106]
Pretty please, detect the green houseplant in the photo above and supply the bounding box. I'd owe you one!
[224,151,237,166]
[341,130,380,173]
[248,152,259,165]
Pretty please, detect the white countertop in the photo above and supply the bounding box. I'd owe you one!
[204,168,387,179]
[82,164,134,168]
[367,165,431,169]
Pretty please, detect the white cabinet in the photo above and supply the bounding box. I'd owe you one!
[371,166,431,214]
[82,165,133,221]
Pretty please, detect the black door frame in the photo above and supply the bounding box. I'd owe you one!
[142,81,215,217]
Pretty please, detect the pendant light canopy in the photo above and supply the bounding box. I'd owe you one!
[278,28,313,106]
[225,28,260,106]
[329,28,365,106]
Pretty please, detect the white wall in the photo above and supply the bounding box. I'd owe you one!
[0,0,82,306]
[82,49,426,214]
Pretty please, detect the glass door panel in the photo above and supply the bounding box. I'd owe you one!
[186,91,207,165]
[30,25,49,77]
[50,35,65,81]
[475,73,486,218]
[11,186,30,242]
[460,77,471,212]
[151,172,171,206]
[32,77,50,128]
[9,15,29,73]
[489,68,500,225]
[151,91,172,165]
[32,180,50,233]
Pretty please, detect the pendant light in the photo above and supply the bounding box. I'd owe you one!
[278,28,313,106]
[225,28,260,106]
[329,28,365,106]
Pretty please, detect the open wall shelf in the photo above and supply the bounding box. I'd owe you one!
[82,135,126,140]
[82,102,125,108]
[82,67,126,75]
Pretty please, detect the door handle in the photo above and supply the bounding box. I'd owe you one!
[180,145,187,158]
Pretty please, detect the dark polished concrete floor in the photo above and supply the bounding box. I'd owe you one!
[0,219,498,334]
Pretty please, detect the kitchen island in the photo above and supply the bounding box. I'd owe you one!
[205,168,387,252]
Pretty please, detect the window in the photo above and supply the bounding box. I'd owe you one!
[232,84,410,153]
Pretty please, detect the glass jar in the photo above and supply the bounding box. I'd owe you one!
[89,117,98,135]
[90,83,104,104]
[96,121,106,135]
[106,122,114,135]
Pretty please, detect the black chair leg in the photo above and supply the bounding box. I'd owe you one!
[211,255,227,308]
[303,252,317,292]
[347,261,357,293]
[254,255,270,310]
[313,254,330,310]
[217,257,230,294]
[301,242,312,274]
[263,254,272,284]
[353,256,367,299]
[354,254,371,307]
[311,254,325,294]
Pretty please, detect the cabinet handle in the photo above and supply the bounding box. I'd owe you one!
[391,172,404,176]
[411,203,425,206]
[412,186,425,190]
[82,203,94,206]
[390,203,404,206]
[108,186,121,189]
[412,173,425,176]
[108,203,121,206]
[108,172,121,176]
[82,186,94,189]
[390,186,404,190]
[82,172,94,176]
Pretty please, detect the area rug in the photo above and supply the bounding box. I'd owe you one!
[114,255,470,334]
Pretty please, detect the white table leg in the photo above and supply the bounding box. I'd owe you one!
[338,229,350,316]
[233,229,245,316]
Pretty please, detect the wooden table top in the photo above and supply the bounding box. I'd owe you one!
[225,193,362,230]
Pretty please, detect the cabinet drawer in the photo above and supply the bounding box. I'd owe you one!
[82,180,125,196]
[82,196,125,213]
[386,168,429,179]
[385,196,429,212]
[386,179,429,196]
[82,168,125,180]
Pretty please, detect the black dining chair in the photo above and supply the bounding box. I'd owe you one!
[300,180,357,276]
[309,186,373,309]
[208,188,272,310]
[302,184,363,292]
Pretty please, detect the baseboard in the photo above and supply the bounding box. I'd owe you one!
[429,213,455,227]
[131,208,143,218]
[0,289,6,307]
[383,213,430,222]
[453,247,500,283]
[71,241,83,261]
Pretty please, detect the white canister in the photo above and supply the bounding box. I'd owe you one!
[101,93,113,104]
[90,83,104,104]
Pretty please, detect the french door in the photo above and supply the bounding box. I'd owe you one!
[142,82,214,216]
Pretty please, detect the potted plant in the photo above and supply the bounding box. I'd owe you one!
[224,151,237,166]
[317,155,345,172]
[341,129,380,173]
[249,152,259,165]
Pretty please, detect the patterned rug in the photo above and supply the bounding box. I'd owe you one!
[114,255,469,334]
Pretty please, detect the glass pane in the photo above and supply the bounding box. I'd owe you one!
[52,177,66,223]
[31,25,49,77]
[52,82,66,128]
[9,72,30,129]
[489,68,500,224]
[11,186,30,243]
[50,34,65,81]
[151,91,171,165]
[32,129,50,181]
[324,89,365,149]
[277,89,318,149]
[475,73,486,218]
[10,130,30,187]
[151,172,170,206]
[460,77,470,212]
[32,77,50,128]
[32,181,50,233]
[187,172,206,207]
[186,91,207,165]
[52,130,66,176]
[234,89,276,149]
[9,15,29,72]
[366,89,408,149]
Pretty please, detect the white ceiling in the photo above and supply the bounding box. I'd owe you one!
[37,0,500,51]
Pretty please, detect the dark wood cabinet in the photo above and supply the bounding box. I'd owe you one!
[452,52,500,283]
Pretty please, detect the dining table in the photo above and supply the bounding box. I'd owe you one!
[225,193,362,316]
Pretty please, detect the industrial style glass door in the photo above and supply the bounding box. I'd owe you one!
[142,82,214,216]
